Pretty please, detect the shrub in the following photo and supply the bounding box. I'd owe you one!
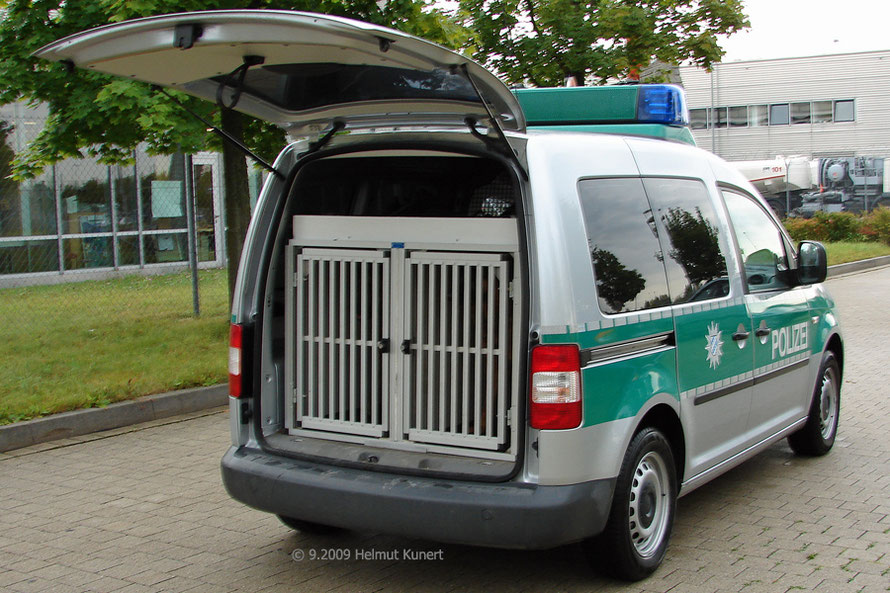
[864,206,890,245]
[783,217,823,242]
[815,212,864,242]
[782,212,864,243]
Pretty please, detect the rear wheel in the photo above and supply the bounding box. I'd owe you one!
[584,427,677,581]
[277,515,343,535]
[788,351,840,456]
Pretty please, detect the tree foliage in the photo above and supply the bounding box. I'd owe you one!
[458,0,749,86]
[662,206,726,286]
[0,0,464,300]
[591,247,646,312]
[0,0,465,177]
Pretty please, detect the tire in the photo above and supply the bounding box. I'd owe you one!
[788,351,840,456]
[583,428,677,581]
[277,515,343,535]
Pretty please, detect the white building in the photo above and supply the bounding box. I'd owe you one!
[679,50,890,161]
[0,102,264,285]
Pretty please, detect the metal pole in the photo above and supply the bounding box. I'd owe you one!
[109,166,119,269]
[184,153,200,317]
[785,157,791,218]
[710,69,716,155]
[864,169,869,213]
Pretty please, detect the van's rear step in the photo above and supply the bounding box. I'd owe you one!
[284,216,523,461]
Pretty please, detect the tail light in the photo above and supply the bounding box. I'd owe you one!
[530,345,582,430]
[229,323,244,398]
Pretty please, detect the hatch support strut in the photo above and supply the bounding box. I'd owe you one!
[153,85,284,180]
[456,64,528,181]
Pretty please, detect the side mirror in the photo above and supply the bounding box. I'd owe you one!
[797,241,827,284]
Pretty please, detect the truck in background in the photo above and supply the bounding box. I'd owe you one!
[732,155,890,218]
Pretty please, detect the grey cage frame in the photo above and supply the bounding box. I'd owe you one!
[284,215,523,461]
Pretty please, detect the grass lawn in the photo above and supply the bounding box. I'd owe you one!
[0,269,229,425]
[823,241,890,266]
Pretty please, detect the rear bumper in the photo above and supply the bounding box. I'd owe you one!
[221,445,615,549]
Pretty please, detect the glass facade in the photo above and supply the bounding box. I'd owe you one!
[0,103,266,281]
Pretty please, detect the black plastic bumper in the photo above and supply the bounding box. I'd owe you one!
[221,446,615,549]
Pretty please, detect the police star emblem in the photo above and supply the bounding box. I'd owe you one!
[704,321,724,369]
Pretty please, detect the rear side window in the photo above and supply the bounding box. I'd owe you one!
[578,178,670,314]
[643,178,729,304]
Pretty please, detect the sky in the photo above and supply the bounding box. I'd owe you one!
[718,0,890,62]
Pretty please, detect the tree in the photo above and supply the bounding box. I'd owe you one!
[662,206,726,286]
[0,0,465,302]
[591,247,645,312]
[458,0,749,86]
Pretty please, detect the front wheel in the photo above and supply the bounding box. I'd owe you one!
[788,350,840,456]
[583,427,677,581]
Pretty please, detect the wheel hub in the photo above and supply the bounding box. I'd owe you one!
[638,485,656,528]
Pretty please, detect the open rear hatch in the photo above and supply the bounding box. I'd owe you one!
[38,11,528,476]
[35,10,525,135]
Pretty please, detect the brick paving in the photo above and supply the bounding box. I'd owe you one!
[1,268,888,593]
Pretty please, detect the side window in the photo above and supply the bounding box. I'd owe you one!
[643,178,729,304]
[721,190,791,292]
[578,178,670,314]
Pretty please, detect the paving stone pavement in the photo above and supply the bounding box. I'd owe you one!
[1,268,888,593]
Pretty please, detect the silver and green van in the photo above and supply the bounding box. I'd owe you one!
[38,10,844,580]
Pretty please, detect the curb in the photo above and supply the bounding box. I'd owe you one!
[2,256,889,454]
[0,384,227,453]
[826,254,890,278]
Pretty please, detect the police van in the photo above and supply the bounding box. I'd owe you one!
[38,11,844,580]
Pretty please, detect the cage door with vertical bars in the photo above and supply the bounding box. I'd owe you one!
[403,251,512,450]
[293,248,390,437]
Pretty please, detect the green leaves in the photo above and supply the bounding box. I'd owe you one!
[0,0,463,178]
[459,0,750,86]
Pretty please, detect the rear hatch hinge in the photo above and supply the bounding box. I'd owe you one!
[455,64,528,181]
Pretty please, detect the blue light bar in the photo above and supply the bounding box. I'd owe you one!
[637,85,689,126]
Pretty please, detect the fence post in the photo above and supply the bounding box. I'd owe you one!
[184,153,200,317]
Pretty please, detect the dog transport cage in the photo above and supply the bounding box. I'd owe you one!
[284,215,523,460]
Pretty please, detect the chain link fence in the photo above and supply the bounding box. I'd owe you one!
[0,102,266,423]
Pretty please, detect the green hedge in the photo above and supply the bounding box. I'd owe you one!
[783,208,890,245]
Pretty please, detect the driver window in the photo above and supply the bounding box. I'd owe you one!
[721,190,791,292]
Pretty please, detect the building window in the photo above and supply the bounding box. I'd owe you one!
[688,99,854,131]
[728,106,747,127]
[769,104,790,125]
[791,102,811,124]
[834,100,855,122]
[749,105,768,127]
[812,101,833,123]
[690,108,709,130]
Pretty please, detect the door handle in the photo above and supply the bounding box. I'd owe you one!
[755,327,771,337]
[732,331,750,341]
